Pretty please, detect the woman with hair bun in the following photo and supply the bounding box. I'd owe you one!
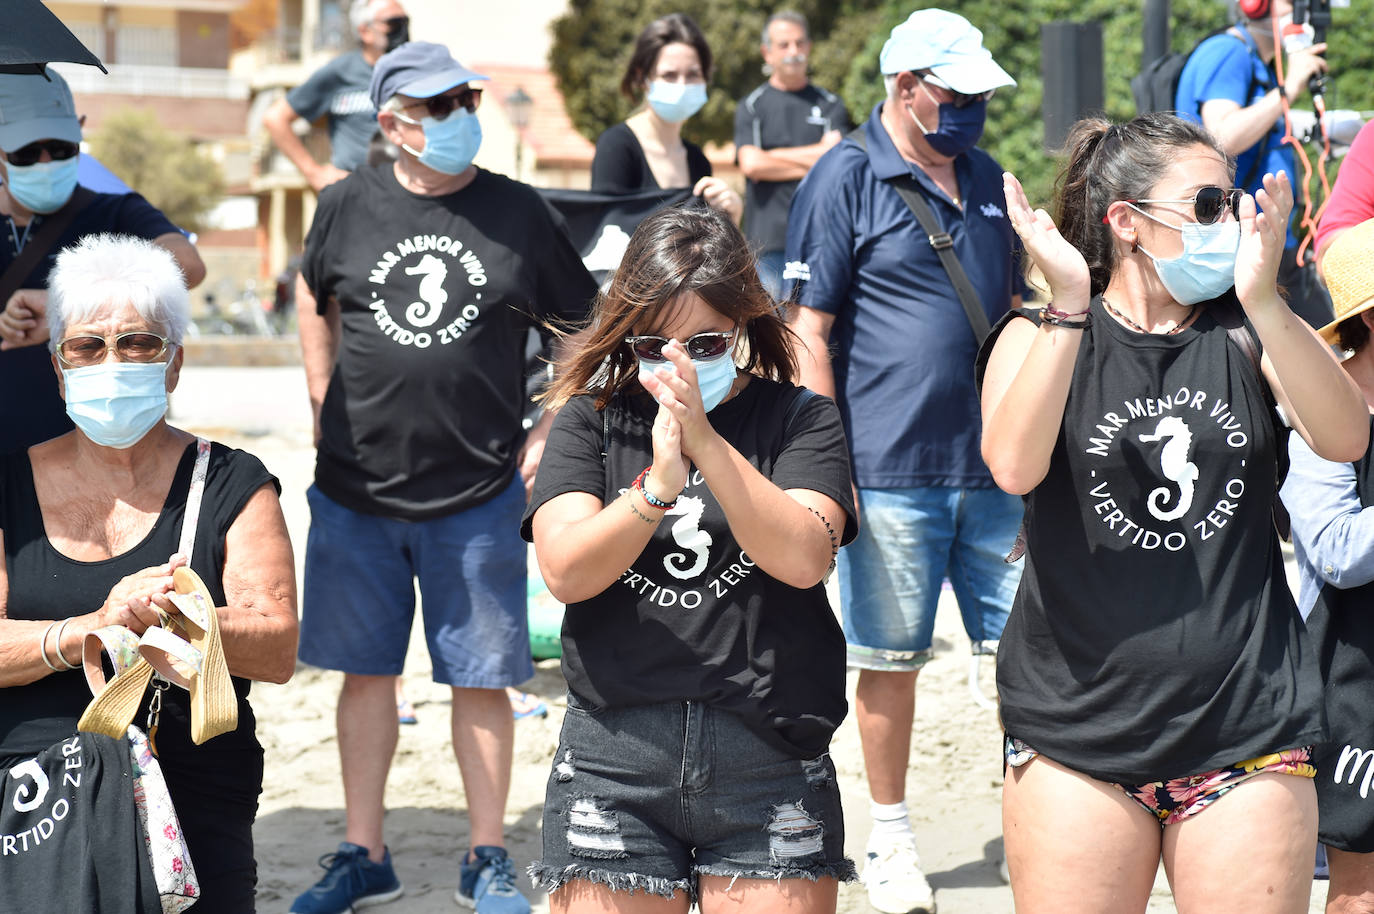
[978,112,1368,912]
[524,204,855,913]
[590,13,742,221]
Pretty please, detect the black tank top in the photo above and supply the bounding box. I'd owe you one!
[1306,416,1374,849]
[0,441,278,780]
[978,297,1324,783]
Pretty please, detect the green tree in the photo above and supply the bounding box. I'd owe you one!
[552,0,1374,209]
[88,108,225,234]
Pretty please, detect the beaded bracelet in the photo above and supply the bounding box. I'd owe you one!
[1040,303,1091,330]
[632,466,678,510]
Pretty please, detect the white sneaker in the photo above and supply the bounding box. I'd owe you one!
[862,839,936,914]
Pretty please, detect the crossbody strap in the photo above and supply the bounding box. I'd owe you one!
[177,437,213,560]
[848,128,990,346]
[0,187,96,309]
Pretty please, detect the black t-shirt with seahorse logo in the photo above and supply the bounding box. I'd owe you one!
[521,379,858,758]
[301,164,598,520]
[975,295,1324,783]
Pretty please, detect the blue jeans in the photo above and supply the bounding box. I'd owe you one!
[530,696,855,901]
[839,485,1022,671]
[298,478,533,687]
[755,249,787,302]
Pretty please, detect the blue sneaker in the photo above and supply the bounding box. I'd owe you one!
[289,842,403,913]
[455,846,531,914]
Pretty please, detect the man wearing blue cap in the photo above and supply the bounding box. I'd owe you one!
[289,42,596,914]
[785,10,1024,913]
[0,69,203,454]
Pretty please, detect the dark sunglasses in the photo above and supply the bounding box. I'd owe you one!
[626,329,735,363]
[57,331,171,368]
[917,72,994,109]
[7,140,79,168]
[1127,186,1243,226]
[400,87,483,121]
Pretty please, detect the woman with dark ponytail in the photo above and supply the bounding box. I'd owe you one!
[977,112,1369,912]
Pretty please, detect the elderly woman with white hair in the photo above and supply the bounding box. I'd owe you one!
[0,233,298,912]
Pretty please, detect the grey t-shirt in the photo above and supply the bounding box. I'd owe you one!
[286,49,376,170]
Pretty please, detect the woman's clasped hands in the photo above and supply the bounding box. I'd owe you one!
[638,338,725,498]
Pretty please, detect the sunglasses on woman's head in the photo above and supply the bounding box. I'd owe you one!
[6,140,79,168]
[1125,186,1243,225]
[400,87,483,121]
[626,329,735,363]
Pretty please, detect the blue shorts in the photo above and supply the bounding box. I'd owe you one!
[298,478,534,688]
[839,485,1022,671]
[530,695,855,902]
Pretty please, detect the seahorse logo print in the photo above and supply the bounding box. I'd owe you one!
[403,253,450,327]
[663,495,712,579]
[1138,415,1199,521]
[9,759,48,813]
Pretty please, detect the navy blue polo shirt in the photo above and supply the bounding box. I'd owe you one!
[784,103,1026,489]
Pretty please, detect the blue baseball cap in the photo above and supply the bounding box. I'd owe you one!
[0,70,82,153]
[879,9,1015,95]
[369,41,488,110]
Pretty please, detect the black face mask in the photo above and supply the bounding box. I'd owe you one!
[382,16,409,53]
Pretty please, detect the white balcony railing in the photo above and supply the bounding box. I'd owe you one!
[50,62,250,101]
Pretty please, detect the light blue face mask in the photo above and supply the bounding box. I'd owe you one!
[62,360,170,448]
[1129,204,1240,305]
[397,108,482,175]
[6,158,79,214]
[646,81,708,124]
[692,350,737,412]
[637,349,737,412]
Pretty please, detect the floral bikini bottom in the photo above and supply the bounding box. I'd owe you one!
[1004,736,1315,826]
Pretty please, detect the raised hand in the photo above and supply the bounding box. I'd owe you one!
[638,340,728,462]
[1003,171,1091,305]
[1233,171,1292,313]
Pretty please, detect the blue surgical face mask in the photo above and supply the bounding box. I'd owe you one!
[646,81,708,124]
[1129,204,1240,305]
[637,349,737,412]
[6,158,79,214]
[62,360,170,448]
[396,108,481,175]
[909,86,987,158]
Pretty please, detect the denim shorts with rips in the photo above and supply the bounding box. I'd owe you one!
[530,694,856,902]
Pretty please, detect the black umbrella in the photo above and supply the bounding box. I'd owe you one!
[0,0,105,74]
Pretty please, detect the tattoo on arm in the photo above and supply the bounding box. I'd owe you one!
[628,495,659,524]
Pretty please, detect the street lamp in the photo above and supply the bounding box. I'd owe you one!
[504,86,534,181]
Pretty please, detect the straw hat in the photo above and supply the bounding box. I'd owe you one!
[1319,218,1374,344]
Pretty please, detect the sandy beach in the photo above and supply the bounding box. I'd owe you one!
[169,364,1331,914]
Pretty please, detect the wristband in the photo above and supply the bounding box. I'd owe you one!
[632,466,678,510]
[1041,303,1091,329]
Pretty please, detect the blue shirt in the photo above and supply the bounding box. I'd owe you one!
[1175,29,1296,247]
[784,103,1025,488]
[1281,429,1374,619]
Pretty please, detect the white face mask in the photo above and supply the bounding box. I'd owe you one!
[62,360,170,448]
[1129,204,1240,305]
